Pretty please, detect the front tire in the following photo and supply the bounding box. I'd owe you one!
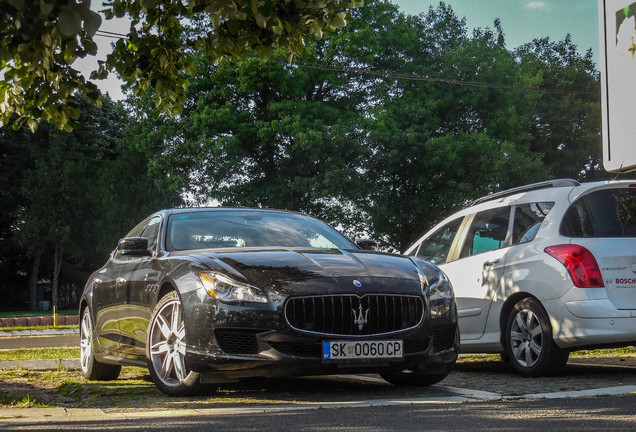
[505,297,568,376]
[147,291,203,396]
[80,307,121,380]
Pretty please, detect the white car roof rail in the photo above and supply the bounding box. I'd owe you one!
[471,178,580,206]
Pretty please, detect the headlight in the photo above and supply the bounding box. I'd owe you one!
[199,272,269,304]
[429,270,454,300]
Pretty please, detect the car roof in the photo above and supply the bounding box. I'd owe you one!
[153,207,304,218]
[403,179,636,255]
[470,179,636,210]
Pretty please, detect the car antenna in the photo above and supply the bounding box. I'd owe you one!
[613,163,624,181]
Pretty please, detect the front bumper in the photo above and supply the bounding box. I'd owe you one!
[185,326,459,383]
[180,287,458,382]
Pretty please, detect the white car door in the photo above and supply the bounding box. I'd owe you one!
[408,206,512,341]
[442,206,512,341]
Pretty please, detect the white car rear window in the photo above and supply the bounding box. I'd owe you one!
[560,188,636,238]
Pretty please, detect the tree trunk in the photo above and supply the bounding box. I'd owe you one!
[52,245,63,312]
[28,251,42,312]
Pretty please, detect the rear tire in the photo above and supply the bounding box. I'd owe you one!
[80,307,121,381]
[505,297,569,376]
[147,291,203,396]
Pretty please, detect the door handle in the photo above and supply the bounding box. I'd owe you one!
[483,259,500,268]
[116,277,127,285]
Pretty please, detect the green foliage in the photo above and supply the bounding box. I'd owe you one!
[516,36,603,180]
[1,0,363,131]
[129,47,369,234]
[1,0,606,276]
[0,0,103,132]
[0,94,182,308]
[127,0,603,251]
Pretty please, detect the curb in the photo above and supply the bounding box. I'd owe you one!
[0,328,79,338]
[0,358,80,371]
[0,315,79,327]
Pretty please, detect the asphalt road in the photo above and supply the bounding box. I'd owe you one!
[4,395,636,431]
[0,333,78,349]
[2,332,636,432]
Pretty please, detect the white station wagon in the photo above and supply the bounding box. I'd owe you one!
[405,179,636,376]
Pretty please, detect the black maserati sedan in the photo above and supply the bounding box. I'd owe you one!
[79,208,459,396]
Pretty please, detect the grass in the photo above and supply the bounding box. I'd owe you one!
[0,393,53,408]
[0,324,78,332]
[0,347,80,362]
[457,347,636,362]
[0,310,77,318]
[458,353,501,362]
[1,348,636,410]
[570,346,636,357]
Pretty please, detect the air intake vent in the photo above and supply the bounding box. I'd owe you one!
[215,330,259,355]
[432,325,456,352]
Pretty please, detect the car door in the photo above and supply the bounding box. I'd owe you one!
[442,206,512,341]
[92,219,150,352]
[91,259,123,352]
[115,215,163,356]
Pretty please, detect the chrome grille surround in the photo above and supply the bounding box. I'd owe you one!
[284,294,425,337]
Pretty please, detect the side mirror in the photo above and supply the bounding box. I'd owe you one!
[118,237,151,256]
[356,238,378,251]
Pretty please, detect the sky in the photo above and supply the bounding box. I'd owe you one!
[80,0,602,100]
[395,0,599,60]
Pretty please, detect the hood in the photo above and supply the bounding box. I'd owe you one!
[188,248,421,287]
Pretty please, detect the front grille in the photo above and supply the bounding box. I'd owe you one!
[214,330,259,355]
[285,294,424,336]
[432,325,456,352]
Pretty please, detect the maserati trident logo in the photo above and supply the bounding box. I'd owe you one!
[352,303,369,331]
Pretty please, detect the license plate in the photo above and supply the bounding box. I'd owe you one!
[322,340,403,360]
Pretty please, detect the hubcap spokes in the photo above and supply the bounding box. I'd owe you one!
[150,300,188,386]
[510,309,542,367]
[80,313,92,372]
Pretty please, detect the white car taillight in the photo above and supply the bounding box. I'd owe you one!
[544,244,604,288]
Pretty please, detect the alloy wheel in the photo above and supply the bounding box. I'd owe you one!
[149,298,188,387]
[80,310,93,374]
[509,308,543,368]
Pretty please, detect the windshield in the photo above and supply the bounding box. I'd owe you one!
[166,210,356,251]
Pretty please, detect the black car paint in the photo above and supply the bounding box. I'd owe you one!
[81,208,458,383]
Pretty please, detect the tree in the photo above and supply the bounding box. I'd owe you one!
[125,0,604,252]
[1,0,363,132]
[0,119,33,307]
[515,36,603,180]
[128,49,368,234]
[4,94,181,310]
[324,2,544,250]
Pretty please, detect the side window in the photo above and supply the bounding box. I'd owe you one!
[412,218,463,265]
[511,202,554,245]
[460,207,511,258]
[141,216,162,250]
